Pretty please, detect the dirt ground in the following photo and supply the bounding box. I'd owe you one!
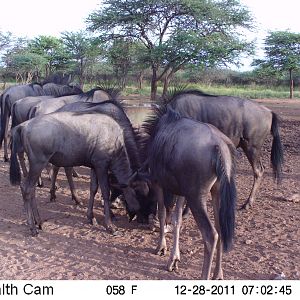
[0,98,299,280]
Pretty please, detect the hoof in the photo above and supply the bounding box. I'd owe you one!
[87,217,97,225]
[37,181,44,188]
[72,170,79,178]
[240,202,252,210]
[73,199,83,206]
[106,225,118,235]
[90,218,99,226]
[49,197,56,202]
[212,274,224,280]
[30,228,39,237]
[112,230,123,237]
[155,246,167,256]
[167,258,180,272]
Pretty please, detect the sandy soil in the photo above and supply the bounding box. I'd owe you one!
[0,98,299,280]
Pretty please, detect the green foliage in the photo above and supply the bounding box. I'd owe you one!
[4,50,47,83]
[253,31,300,73]
[252,31,300,98]
[28,35,70,75]
[61,30,103,86]
[123,82,300,99]
[0,31,13,51]
[87,0,254,99]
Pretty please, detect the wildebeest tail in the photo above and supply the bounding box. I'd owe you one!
[0,93,3,133]
[214,144,236,252]
[0,94,8,147]
[9,126,22,185]
[271,112,284,183]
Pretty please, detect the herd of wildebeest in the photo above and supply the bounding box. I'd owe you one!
[0,81,284,279]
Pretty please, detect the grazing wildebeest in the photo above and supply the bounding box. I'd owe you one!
[50,100,142,223]
[42,82,82,97]
[29,88,115,118]
[136,106,237,279]
[0,83,83,161]
[11,84,84,129]
[167,90,283,209]
[9,111,140,236]
[0,83,44,161]
[10,88,113,183]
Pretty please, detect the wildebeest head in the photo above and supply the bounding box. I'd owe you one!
[110,170,156,223]
[129,170,157,224]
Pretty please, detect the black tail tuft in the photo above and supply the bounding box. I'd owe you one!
[215,145,236,252]
[271,112,284,183]
[9,127,22,185]
[0,94,7,147]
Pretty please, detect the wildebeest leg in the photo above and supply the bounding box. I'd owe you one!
[211,183,223,280]
[30,189,42,230]
[18,151,28,177]
[167,196,185,272]
[87,169,98,224]
[240,143,264,209]
[49,166,59,202]
[155,184,167,255]
[64,167,82,205]
[188,192,218,280]
[21,165,44,236]
[95,166,115,233]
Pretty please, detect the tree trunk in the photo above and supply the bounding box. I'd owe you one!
[150,67,158,101]
[79,59,85,89]
[137,71,144,90]
[289,69,294,99]
[162,73,172,100]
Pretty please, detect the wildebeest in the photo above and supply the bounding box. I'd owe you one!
[9,111,140,236]
[166,90,283,209]
[10,88,114,182]
[0,83,44,161]
[0,83,83,161]
[29,88,115,118]
[49,100,142,223]
[41,82,82,97]
[10,84,83,129]
[136,106,237,279]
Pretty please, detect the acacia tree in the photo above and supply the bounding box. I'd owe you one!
[28,35,70,77]
[106,38,149,89]
[0,31,12,51]
[87,0,254,100]
[252,31,300,98]
[61,31,102,88]
[4,50,46,83]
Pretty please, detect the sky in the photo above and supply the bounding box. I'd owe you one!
[0,0,100,37]
[0,0,299,70]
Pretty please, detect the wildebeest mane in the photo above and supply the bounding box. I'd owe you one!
[79,87,121,101]
[140,104,181,163]
[76,99,125,111]
[164,88,215,104]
